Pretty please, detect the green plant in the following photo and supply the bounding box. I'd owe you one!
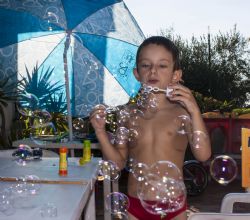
[193,91,236,113]
[45,93,68,134]
[45,92,67,114]
[232,108,250,116]
[17,64,68,139]
[18,93,69,139]
[18,64,64,110]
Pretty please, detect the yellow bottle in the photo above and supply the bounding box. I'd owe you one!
[83,140,91,162]
[79,140,91,165]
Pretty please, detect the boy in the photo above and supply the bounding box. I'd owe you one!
[90,36,211,220]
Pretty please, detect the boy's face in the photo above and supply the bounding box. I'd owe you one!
[133,44,182,89]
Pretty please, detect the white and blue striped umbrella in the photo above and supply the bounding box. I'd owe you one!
[0,0,145,140]
[0,0,144,117]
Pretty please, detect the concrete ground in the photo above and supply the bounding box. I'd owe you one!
[187,178,249,214]
[95,171,250,219]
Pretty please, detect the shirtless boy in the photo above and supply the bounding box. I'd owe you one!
[90,36,211,220]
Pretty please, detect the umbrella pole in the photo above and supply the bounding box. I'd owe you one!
[64,32,73,141]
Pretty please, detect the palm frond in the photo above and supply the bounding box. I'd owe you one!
[18,63,64,109]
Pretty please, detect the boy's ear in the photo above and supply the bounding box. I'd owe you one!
[172,70,182,83]
[133,67,140,81]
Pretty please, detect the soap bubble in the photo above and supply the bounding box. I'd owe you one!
[115,127,129,145]
[72,118,85,130]
[137,92,157,111]
[91,104,106,120]
[125,157,137,173]
[148,161,183,183]
[128,128,139,147]
[12,144,33,166]
[191,130,208,149]
[137,173,161,215]
[40,202,57,218]
[105,192,129,216]
[129,107,143,127]
[24,175,41,195]
[30,122,57,146]
[10,179,40,209]
[98,160,120,181]
[19,92,39,111]
[175,115,192,135]
[0,191,15,216]
[210,155,238,185]
[137,161,186,215]
[116,106,130,126]
[33,110,52,123]
[133,162,149,182]
[40,11,59,31]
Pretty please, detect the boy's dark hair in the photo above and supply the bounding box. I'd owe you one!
[136,36,181,70]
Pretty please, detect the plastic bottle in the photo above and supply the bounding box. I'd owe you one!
[59,147,68,176]
[83,139,91,162]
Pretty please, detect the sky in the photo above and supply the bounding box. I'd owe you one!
[124,0,249,41]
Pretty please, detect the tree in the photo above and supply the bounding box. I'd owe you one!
[159,25,250,110]
[211,27,250,106]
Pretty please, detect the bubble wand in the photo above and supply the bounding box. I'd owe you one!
[142,85,174,97]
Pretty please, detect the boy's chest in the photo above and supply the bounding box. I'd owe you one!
[132,112,179,143]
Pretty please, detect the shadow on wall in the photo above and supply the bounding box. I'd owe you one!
[0,102,16,148]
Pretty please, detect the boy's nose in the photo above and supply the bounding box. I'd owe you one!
[150,65,157,74]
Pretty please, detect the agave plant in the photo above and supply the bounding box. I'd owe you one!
[45,92,67,114]
[17,64,68,140]
[18,64,64,110]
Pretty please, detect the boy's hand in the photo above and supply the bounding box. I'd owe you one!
[90,104,107,134]
[168,84,200,116]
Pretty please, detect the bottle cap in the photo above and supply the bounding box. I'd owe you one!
[59,147,68,153]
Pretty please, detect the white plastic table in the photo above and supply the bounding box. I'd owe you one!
[0,157,100,220]
[12,140,118,220]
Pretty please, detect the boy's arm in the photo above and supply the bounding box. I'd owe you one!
[188,110,212,161]
[169,84,212,162]
[90,106,128,170]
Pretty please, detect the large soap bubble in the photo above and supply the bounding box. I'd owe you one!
[0,190,15,216]
[175,115,192,135]
[137,161,186,216]
[132,162,149,182]
[191,130,208,150]
[105,192,129,218]
[98,160,121,181]
[210,155,238,185]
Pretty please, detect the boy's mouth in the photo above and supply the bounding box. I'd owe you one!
[147,79,159,84]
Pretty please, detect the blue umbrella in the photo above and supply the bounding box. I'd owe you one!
[0,0,145,140]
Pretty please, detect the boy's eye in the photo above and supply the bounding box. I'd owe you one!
[159,64,168,68]
[141,64,151,68]
[138,63,169,71]
[139,64,151,70]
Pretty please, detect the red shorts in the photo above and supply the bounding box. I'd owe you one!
[127,195,187,220]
